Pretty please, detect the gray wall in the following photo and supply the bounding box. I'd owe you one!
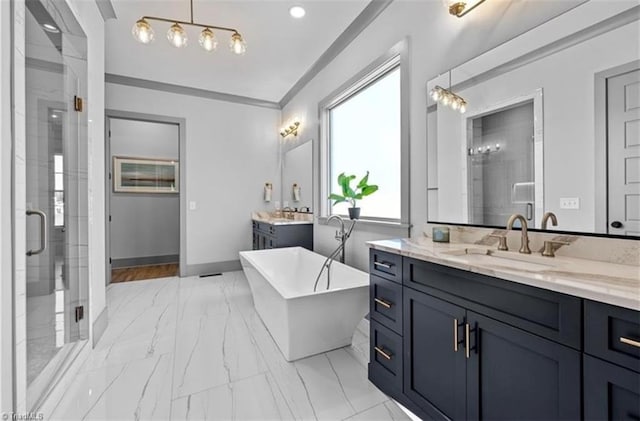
[109,118,180,262]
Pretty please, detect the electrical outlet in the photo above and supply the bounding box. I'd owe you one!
[560,197,580,209]
[189,201,197,211]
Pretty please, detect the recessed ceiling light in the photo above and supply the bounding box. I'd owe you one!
[42,23,60,33]
[289,6,306,19]
[51,114,58,119]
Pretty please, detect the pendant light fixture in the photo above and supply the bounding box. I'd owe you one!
[132,0,246,55]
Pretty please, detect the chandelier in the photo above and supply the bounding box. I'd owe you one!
[132,0,247,55]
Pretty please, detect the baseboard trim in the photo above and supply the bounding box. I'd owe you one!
[111,254,179,268]
[92,306,108,348]
[185,260,242,277]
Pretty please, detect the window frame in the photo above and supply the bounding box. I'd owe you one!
[318,39,410,225]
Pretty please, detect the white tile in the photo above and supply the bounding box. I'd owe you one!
[50,353,173,421]
[171,372,294,421]
[345,400,411,421]
[172,310,268,399]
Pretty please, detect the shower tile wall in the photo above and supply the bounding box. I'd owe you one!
[470,101,534,226]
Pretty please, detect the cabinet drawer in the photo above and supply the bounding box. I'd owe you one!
[370,275,402,334]
[369,250,402,283]
[584,354,640,420]
[403,258,582,349]
[585,300,640,373]
[369,320,402,394]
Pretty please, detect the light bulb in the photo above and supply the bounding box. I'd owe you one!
[430,88,441,101]
[459,101,467,114]
[199,28,217,52]
[132,18,154,44]
[441,93,451,106]
[229,32,247,55]
[451,99,460,111]
[167,23,188,48]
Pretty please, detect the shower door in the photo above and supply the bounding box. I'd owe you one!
[24,0,88,409]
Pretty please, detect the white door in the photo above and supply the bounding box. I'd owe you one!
[608,69,640,236]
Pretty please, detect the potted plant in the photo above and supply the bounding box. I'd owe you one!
[329,171,379,220]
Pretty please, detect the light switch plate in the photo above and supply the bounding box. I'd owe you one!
[189,201,197,210]
[560,197,580,209]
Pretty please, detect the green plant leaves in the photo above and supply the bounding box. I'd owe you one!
[329,171,379,209]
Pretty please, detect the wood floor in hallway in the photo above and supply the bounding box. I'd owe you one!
[111,263,179,283]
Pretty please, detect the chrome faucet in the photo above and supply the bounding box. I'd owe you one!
[541,212,558,230]
[506,214,531,254]
[313,215,357,292]
[328,214,346,263]
[282,207,294,220]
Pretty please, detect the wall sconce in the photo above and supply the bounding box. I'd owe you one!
[431,86,467,113]
[280,119,301,138]
[468,143,501,155]
[448,0,486,17]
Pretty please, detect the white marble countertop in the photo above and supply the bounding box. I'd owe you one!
[367,237,640,311]
[252,211,313,226]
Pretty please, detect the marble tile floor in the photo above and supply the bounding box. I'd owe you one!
[48,271,409,420]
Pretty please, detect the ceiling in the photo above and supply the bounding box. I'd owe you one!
[106,0,370,102]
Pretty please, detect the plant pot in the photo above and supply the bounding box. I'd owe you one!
[348,207,361,220]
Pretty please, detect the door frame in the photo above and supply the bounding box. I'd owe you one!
[594,60,640,234]
[104,110,187,284]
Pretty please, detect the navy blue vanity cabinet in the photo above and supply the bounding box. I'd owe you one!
[251,220,313,250]
[584,300,640,420]
[403,288,466,420]
[465,311,581,420]
[368,249,583,420]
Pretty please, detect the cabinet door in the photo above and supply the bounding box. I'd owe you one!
[584,354,640,420]
[466,312,581,420]
[403,288,466,420]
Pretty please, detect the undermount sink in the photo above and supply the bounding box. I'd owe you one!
[441,248,557,272]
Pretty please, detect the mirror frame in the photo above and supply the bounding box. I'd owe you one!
[425,1,640,240]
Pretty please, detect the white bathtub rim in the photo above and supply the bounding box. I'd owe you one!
[239,247,368,300]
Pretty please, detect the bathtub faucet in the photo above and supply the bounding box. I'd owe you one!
[313,216,357,292]
[328,215,347,264]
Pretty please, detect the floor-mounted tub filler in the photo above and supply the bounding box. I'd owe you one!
[239,246,369,361]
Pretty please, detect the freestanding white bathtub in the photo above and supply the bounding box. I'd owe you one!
[239,247,369,362]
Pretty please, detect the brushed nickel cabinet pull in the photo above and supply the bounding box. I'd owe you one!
[465,323,471,359]
[374,261,393,269]
[374,346,392,360]
[453,318,459,352]
[620,337,640,348]
[374,298,392,309]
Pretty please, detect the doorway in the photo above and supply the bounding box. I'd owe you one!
[105,112,186,284]
[465,97,541,228]
[606,68,640,236]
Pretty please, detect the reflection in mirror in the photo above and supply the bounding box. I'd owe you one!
[282,141,312,211]
[427,4,640,236]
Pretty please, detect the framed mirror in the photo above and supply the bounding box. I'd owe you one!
[427,2,640,237]
[282,140,313,211]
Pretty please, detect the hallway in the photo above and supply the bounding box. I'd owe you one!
[48,272,408,420]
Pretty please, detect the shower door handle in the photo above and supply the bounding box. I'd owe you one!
[526,203,533,221]
[26,209,47,256]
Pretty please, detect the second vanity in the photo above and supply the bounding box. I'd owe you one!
[366,235,640,420]
[251,211,313,251]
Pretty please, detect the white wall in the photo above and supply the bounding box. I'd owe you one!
[106,83,281,270]
[280,0,587,271]
[431,21,640,232]
[109,119,180,261]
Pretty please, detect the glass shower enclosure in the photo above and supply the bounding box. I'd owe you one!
[24,0,89,409]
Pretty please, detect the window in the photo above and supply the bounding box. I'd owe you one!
[321,54,404,222]
[53,154,64,227]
